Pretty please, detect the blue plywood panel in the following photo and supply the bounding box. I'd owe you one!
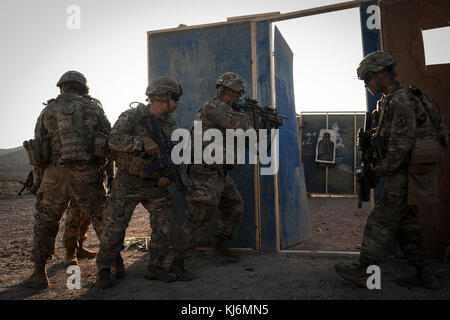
[148,22,256,249]
[256,21,277,251]
[274,27,310,249]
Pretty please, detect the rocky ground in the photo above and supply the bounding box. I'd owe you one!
[0,194,449,301]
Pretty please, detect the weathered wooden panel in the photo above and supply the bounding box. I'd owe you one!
[275,27,310,249]
[148,22,256,249]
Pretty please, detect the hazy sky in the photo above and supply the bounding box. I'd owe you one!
[0,0,367,149]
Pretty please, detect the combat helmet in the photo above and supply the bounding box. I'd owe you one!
[357,51,396,81]
[146,77,183,100]
[216,72,246,94]
[56,70,89,92]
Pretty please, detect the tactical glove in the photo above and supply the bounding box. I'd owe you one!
[157,176,171,189]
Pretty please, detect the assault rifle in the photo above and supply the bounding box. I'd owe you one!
[18,170,34,195]
[143,113,191,207]
[231,98,287,129]
[356,111,379,208]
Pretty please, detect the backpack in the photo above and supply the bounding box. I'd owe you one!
[409,85,449,147]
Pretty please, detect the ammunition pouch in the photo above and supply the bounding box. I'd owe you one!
[94,132,110,159]
[407,135,442,205]
[409,136,442,165]
[31,167,43,194]
[23,139,49,168]
[115,152,161,179]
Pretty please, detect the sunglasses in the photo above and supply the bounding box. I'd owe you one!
[363,72,375,87]
[170,93,180,102]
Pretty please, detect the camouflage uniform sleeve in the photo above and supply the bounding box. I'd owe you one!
[96,102,111,135]
[377,94,416,175]
[201,101,250,130]
[34,108,47,142]
[109,110,147,153]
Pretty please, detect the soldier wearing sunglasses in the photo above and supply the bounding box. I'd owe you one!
[95,77,183,289]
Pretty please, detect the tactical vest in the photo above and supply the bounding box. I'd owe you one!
[50,94,108,162]
[113,104,175,179]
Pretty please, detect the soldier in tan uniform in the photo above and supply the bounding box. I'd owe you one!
[169,72,251,281]
[22,71,111,289]
[24,165,113,267]
[335,52,448,289]
[63,159,114,266]
[95,77,183,289]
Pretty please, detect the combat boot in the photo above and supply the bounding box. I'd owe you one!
[334,263,368,288]
[396,266,438,289]
[22,261,49,289]
[213,236,239,262]
[145,264,177,282]
[111,254,125,279]
[76,239,97,259]
[64,247,78,266]
[95,268,114,289]
[169,257,195,281]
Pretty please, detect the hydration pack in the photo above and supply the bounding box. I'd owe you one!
[409,85,448,147]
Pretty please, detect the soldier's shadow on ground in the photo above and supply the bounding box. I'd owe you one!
[0,262,67,300]
[78,249,163,300]
[78,248,242,300]
[0,284,46,300]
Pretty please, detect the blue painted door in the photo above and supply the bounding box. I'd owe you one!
[274,26,310,248]
[148,22,256,249]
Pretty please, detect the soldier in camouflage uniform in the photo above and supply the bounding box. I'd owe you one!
[22,71,111,289]
[95,77,183,289]
[335,51,448,289]
[63,201,96,264]
[169,72,251,281]
[63,159,114,266]
[23,164,113,267]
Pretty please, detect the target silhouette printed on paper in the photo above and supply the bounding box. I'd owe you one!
[315,129,337,165]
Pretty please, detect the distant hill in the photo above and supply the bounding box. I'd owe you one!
[0,146,23,157]
[0,147,31,180]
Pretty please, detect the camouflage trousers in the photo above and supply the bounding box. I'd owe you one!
[173,165,244,259]
[63,200,92,250]
[96,170,174,269]
[359,170,428,267]
[30,164,106,263]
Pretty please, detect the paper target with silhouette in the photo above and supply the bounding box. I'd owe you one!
[315,129,337,165]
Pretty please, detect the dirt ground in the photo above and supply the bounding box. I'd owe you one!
[0,194,449,301]
[291,196,369,252]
